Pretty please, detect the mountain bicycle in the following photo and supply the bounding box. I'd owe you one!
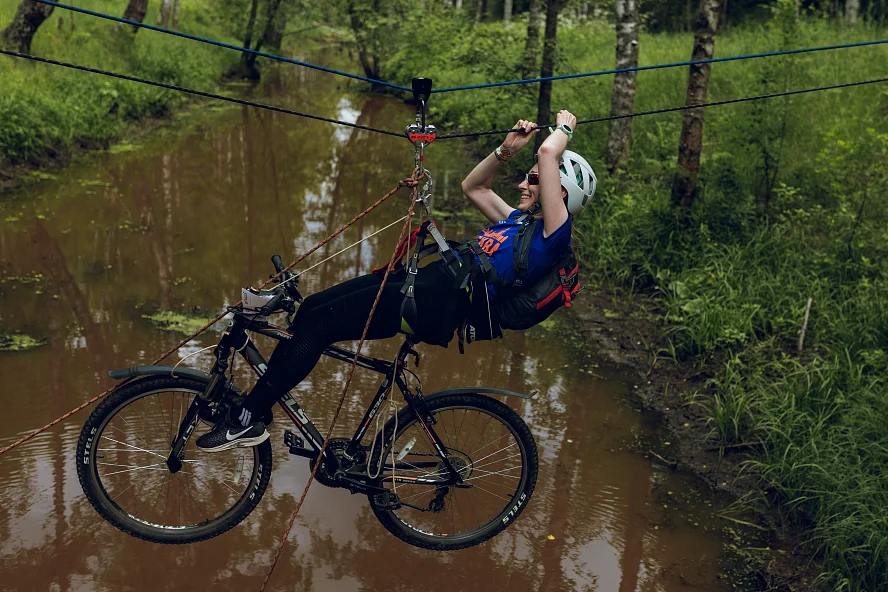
[76,255,539,550]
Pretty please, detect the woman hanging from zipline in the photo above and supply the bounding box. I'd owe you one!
[197,109,597,452]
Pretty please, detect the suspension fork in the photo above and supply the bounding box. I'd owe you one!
[165,318,249,472]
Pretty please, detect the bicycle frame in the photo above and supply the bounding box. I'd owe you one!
[166,309,464,493]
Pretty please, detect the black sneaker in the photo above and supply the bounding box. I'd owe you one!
[196,411,269,453]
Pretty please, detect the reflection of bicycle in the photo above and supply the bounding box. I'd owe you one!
[77,256,538,550]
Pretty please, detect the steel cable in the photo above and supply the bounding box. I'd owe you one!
[30,0,411,92]
[0,49,404,138]
[436,76,888,139]
[432,38,888,93]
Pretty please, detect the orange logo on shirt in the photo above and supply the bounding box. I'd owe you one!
[477,227,510,256]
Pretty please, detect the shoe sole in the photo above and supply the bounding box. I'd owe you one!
[197,430,270,453]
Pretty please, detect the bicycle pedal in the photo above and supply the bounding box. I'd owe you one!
[372,491,401,511]
[284,430,314,459]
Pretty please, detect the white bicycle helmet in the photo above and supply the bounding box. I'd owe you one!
[559,150,597,215]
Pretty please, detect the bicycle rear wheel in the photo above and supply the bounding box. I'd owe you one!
[76,376,272,544]
[368,392,538,550]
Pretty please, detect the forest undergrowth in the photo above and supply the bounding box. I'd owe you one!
[0,0,235,173]
[387,7,888,591]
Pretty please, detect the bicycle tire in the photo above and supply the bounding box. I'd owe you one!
[76,376,273,544]
[368,392,538,550]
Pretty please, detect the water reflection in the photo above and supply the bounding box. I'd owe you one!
[0,48,731,591]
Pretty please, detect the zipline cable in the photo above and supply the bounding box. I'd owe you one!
[29,0,888,96]
[433,38,888,93]
[30,0,412,93]
[4,49,885,143]
[436,76,888,139]
[0,49,403,138]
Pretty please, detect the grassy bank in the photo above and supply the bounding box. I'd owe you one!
[0,0,235,173]
[385,8,888,591]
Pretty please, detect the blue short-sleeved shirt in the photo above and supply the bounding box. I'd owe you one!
[473,210,572,302]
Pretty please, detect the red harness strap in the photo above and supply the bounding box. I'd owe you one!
[372,227,423,273]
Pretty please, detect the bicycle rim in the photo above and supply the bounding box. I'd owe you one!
[378,400,530,542]
[88,387,263,533]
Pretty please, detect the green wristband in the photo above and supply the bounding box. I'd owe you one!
[549,123,573,141]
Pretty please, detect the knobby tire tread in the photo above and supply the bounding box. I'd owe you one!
[76,376,273,545]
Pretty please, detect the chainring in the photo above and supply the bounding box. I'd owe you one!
[310,439,353,489]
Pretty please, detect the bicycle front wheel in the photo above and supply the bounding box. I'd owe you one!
[76,376,272,544]
[368,393,538,550]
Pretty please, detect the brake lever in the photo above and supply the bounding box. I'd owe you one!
[406,347,420,368]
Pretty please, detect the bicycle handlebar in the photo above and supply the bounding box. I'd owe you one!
[270,254,303,304]
[271,254,285,273]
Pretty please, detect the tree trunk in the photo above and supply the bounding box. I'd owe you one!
[347,0,382,81]
[535,0,560,152]
[266,1,288,52]
[122,0,149,33]
[158,0,171,26]
[671,0,725,208]
[237,0,261,79]
[606,0,639,173]
[845,0,859,24]
[522,0,542,78]
[244,0,283,72]
[476,0,489,22]
[171,0,180,28]
[1,0,54,53]
[504,0,513,28]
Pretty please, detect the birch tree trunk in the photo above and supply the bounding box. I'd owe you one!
[158,0,171,26]
[122,0,149,33]
[504,0,513,28]
[1,0,54,53]
[522,0,541,78]
[535,0,560,152]
[671,0,725,208]
[606,0,639,173]
[171,0,180,28]
[845,0,859,25]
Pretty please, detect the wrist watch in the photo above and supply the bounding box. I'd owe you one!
[549,123,573,141]
[495,145,513,162]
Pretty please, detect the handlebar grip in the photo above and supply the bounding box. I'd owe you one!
[259,292,286,316]
[271,254,285,274]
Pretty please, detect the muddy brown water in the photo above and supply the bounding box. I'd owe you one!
[0,50,737,591]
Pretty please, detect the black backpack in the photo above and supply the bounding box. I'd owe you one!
[462,215,582,338]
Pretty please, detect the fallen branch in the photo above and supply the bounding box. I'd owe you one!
[706,441,763,452]
[648,450,678,468]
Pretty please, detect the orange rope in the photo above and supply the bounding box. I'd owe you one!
[258,180,421,592]
[0,174,421,457]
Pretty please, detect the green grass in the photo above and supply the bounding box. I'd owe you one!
[0,0,236,167]
[381,7,888,590]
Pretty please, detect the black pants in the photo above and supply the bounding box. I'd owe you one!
[243,261,464,415]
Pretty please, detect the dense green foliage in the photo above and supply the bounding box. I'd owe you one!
[383,5,888,590]
[0,0,233,167]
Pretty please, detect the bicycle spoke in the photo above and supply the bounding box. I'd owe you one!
[103,462,167,476]
[378,402,530,544]
[100,435,166,459]
[88,387,263,533]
